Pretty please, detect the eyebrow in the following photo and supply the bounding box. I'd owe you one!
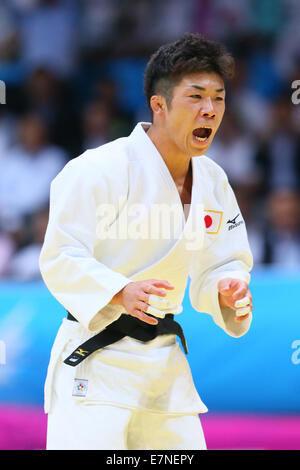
[188,85,225,92]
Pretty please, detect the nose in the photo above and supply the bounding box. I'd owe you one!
[200,97,216,118]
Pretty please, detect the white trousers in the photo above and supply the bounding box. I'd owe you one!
[46,400,207,450]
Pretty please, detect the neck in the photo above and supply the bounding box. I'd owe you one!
[146,123,191,183]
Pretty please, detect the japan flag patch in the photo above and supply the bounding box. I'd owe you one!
[204,210,223,234]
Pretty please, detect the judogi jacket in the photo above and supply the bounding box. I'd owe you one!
[39,122,253,414]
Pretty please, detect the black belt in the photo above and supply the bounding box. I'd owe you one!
[64,311,188,367]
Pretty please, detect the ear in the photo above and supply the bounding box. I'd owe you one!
[149,95,166,118]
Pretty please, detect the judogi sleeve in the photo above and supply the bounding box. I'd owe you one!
[189,168,253,338]
[39,151,132,333]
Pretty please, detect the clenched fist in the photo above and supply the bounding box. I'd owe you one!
[218,278,253,323]
[110,279,174,325]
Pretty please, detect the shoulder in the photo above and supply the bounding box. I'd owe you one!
[193,155,232,204]
[52,137,130,187]
[193,154,228,183]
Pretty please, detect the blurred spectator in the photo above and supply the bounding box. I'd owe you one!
[0,215,31,279]
[274,0,300,78]
[9,0,39,11]
[2,206,49,280]
[16,0,80,78]
[80,95,132,153]
[0,113,66,231]
[230,185,263,267]
[79,0,119,53]
[255,97,300,193]
[249,0,285,38]
[88,0,195,55]
[241,34,284,102]
[211,0,252,41]
[228,56,273,137]
[0,2,19,62]
[250,189,300,268]
[81,100,113,150]
[192,0,216,38]
[105,58,149,120]
[90,77,133,138]
[207,111,262,194]
[133,0,195,47]
[21,67,81,155]
[0,109,18,164]
[0,232,16,278]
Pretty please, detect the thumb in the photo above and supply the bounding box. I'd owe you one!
[218,278,236,295]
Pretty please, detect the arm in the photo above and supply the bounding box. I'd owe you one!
[189,172,253,337]
[39,153,133,333]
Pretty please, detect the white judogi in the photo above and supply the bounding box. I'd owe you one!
[39,122,253,450]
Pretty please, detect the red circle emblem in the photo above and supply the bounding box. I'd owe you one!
[204,215,213,228]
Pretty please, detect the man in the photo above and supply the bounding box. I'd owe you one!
[39,33,253,450]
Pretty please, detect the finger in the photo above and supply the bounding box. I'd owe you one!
[234,313,250,323]
[232,285,248,301]
[137,301,166,319]
[218,285,232,295]
[144,285,169,297]
[146,305,166,319]
[151,280,174,290]
[148,294,170,308]
[137,300,151,312]
[234,296,250,309]
[139,292,151,303]
[131,309,158,325]
[218,278,239,295]
[235,305,251,317]
[139,293,166,305]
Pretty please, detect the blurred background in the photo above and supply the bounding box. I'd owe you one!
[0,0,299,450]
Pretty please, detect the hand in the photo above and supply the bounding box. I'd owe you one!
[110,279,174,325]
[217,278,253,323]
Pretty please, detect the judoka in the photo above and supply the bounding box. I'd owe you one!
[39,33,253,450]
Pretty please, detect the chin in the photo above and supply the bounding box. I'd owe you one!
[191,143,211,156]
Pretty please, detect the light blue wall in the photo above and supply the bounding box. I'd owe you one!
[181,268,300,413]
[0,268,300,412]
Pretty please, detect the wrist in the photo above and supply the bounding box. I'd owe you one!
[110,288,125,306]
[218,292,229,309]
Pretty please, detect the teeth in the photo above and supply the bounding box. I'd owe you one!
[193,127,212,142]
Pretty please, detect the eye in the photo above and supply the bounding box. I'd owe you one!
[190,94,202,99]
[215,97,224,101]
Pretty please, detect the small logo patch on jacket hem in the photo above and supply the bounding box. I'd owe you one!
[72,378,88,397]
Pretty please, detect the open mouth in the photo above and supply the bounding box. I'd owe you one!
[192,127,212,142]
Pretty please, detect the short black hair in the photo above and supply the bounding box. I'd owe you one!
[144,33,235,109]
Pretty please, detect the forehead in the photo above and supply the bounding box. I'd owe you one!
[174,72,225,93]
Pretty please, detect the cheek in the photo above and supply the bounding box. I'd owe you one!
[215,108,225,130]
[219,106,226,122]
[167,114,188,139]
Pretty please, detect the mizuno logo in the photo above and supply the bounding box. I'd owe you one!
[227,214,240,225]
[227,213,244,231]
